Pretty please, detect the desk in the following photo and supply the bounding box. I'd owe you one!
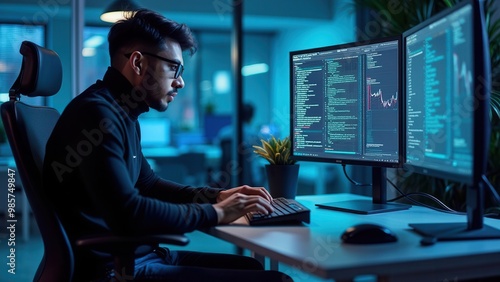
[143,145,222,186]
[206,193,500,282]
[142,145,221,169]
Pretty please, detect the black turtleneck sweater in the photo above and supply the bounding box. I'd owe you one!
[43,67,221,277]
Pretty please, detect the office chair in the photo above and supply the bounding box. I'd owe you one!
[1,41,189,281]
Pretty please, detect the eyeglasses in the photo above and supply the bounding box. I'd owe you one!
[124,52,184,79]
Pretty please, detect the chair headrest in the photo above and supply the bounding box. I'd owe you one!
[9,41,62,99]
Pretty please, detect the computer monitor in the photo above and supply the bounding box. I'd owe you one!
[290,36,410,214]
[139,117,171,148]
[404,0,500,240]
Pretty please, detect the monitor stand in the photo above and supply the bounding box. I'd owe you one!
[315,167,411,214]
[410,181,500,241]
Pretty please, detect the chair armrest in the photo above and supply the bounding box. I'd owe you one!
[75,233,190,251]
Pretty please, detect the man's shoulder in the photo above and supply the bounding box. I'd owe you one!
[73,82,114,105]
[62,84,122,118]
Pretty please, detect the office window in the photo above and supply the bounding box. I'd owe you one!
[0,23,45,105]
[198,32,273,145]
[83,26,110,88]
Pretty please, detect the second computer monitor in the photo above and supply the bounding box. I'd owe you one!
[404,0,500,239]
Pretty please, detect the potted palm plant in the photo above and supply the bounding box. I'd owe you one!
[253,136,299,199]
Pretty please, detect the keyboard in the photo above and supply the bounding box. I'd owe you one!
[245,198,310,226]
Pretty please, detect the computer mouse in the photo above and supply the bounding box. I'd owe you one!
[341,223,397,244]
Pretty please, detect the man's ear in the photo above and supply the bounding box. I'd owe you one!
[132,54,142,75]
[125,51,143,76]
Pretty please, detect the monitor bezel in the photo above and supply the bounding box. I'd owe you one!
[402,0,490,186]
[289,35,404,169]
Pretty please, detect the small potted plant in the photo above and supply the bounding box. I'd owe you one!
[253,136,299,199]
[253,136,297,165]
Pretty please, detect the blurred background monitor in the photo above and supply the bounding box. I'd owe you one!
[139,117,171,148]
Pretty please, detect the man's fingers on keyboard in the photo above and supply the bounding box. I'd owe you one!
[246,202,272,215]
[241,186,273,202]
[258,188,273,202]
[245,196,274,214]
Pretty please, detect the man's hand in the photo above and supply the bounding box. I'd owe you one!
[217,185,273,203]
[213,185,274,224]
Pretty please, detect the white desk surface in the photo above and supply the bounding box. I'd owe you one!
[207,193,500,282]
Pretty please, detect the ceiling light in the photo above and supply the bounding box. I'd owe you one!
[242,63,269,76]
[84,35,106,48]
[100,0,142,23]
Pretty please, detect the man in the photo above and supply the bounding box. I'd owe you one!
[43,9,292,282]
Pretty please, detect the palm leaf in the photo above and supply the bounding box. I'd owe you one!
[351,0,450,37]
[491,90,500,125]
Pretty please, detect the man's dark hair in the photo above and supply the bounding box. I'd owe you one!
[108,9,197,62]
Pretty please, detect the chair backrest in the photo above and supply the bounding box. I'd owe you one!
[0,41,73,281]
